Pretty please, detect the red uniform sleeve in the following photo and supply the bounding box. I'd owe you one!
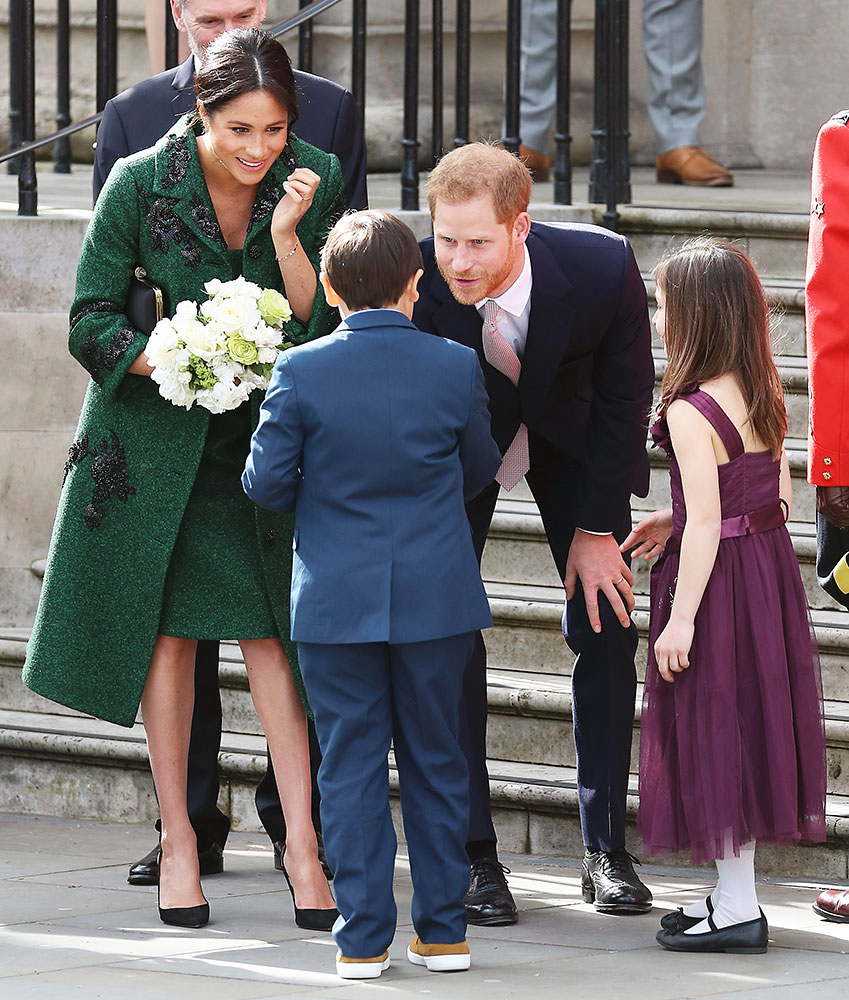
[806,114,849,486]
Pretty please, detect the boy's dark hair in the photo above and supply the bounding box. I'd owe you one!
[195,28,299,127]
[321,210,423,311]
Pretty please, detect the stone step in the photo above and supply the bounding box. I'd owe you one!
[1,706,845,880]
[617,207,811,284]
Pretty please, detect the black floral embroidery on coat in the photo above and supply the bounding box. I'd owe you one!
[328,191,346,230]
[79,327,136,386]
[141,192,202,270]
[63,434,90,485]
[160,132,192,189]
[70,299,119,331]
[84,430,136,530]
[248,176,283,233]
[280,140,297,173]
[190,192,227,248]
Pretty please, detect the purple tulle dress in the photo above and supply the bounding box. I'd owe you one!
[637,387,826,864]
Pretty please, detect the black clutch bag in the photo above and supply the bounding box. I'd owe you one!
[125,266,165,334]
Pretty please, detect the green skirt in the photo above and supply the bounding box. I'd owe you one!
[159,401,279,640]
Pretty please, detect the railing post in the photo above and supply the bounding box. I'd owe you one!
[96,0,118,112]
[298,0,314,73]
[454,0,470,147]
[431,0,444,164]
[589,0,630,228]
[553,0,572,205]
[54,0,71,173]
[165,0,179,69]
[401,0,420,210]
[503,0,521,155]
[351,0,367,128]
[7,0,26,175]
[17,0,37,214]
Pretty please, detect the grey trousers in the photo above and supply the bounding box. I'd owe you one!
[519,0,704,156]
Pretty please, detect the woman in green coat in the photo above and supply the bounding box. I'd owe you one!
[23,29,340,930]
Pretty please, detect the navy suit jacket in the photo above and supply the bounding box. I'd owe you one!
[243,309,501,644]
[93,56,367,209]
[413,222,654,533]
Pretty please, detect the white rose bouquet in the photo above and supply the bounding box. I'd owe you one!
[144,276,294,413]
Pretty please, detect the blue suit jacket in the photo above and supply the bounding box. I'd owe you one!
[413,222,654,534]
[93,56,367,209]
[243,309,501,644]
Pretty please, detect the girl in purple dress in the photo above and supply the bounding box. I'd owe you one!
[622,238,826,954]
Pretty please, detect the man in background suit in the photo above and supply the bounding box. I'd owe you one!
[94,0,368,887]
[413,143,656,925]
[243,211,501,978]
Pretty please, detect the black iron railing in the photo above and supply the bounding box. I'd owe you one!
[4,0,630,227]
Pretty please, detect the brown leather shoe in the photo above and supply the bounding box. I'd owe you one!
[656,146,733,187]
[813,888,849,922]
[519,144,551,182]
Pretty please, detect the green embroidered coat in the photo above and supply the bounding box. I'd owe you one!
[23,118,344,727]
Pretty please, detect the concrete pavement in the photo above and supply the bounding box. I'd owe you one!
[1,813,847,999]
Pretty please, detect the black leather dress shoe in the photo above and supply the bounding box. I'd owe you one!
[656,912,768,954]
[660,896,713,932]
[274,836,333,881]
[581,849,653,914]
[464,858,519,926]
[127,841,224,886]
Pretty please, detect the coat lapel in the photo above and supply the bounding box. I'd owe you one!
[169,57,197,121]
[519,229,576,421]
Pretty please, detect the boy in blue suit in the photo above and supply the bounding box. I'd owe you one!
[243,211,501,979]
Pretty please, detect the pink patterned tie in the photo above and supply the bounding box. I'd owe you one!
[482,299,530,491]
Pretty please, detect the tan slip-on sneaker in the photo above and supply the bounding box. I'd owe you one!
[407,935,471,972]
[335,950,390,979]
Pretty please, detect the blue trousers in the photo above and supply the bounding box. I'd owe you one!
[298,633,474,958]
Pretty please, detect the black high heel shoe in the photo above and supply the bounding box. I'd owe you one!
[157,859,210,928]
[280,849,338,932]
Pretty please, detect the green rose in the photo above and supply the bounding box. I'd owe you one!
[225,335,260,365]
[258,287,292,327]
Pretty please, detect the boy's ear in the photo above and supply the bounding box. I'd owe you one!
[319,271,342,308]
[407,268,424,303]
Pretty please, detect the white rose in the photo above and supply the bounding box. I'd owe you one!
[213,275,262,300]
[257,346,278,364]
[174,299,198,321]
[182,319,224,358]
[204,278,223,297]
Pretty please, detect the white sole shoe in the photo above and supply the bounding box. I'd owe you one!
[336,952,390,979]
[407,945,471,972]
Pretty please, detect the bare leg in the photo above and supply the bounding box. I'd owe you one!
[240,638,334,910]
[140,634,206,910]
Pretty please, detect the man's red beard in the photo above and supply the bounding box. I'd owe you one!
[436,241,519,306]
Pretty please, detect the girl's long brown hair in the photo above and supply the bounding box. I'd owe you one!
[654,237,786,457]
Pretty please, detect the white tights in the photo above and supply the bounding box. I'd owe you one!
[682,841,760,934]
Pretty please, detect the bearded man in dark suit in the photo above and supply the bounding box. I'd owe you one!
[413,143,655,925]
[94,0,367,887]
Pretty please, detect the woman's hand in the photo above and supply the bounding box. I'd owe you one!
[271,167,321,243]
[620,508,673,562]
[654,616,694,683]
[128,352,154,376]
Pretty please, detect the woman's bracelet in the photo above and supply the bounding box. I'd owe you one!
[779,498,789,522]
[275,241,300,263]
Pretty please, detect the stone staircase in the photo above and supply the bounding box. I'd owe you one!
[1,168,848,881]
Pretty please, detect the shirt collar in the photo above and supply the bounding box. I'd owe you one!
[476,245,532,317]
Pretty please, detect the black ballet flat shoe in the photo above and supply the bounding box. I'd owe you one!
[156,885,210,929]
[656,912,768,954]
[659,895,714,932]
[280,850,338,932]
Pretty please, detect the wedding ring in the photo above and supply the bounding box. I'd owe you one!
[613,575,625,585]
